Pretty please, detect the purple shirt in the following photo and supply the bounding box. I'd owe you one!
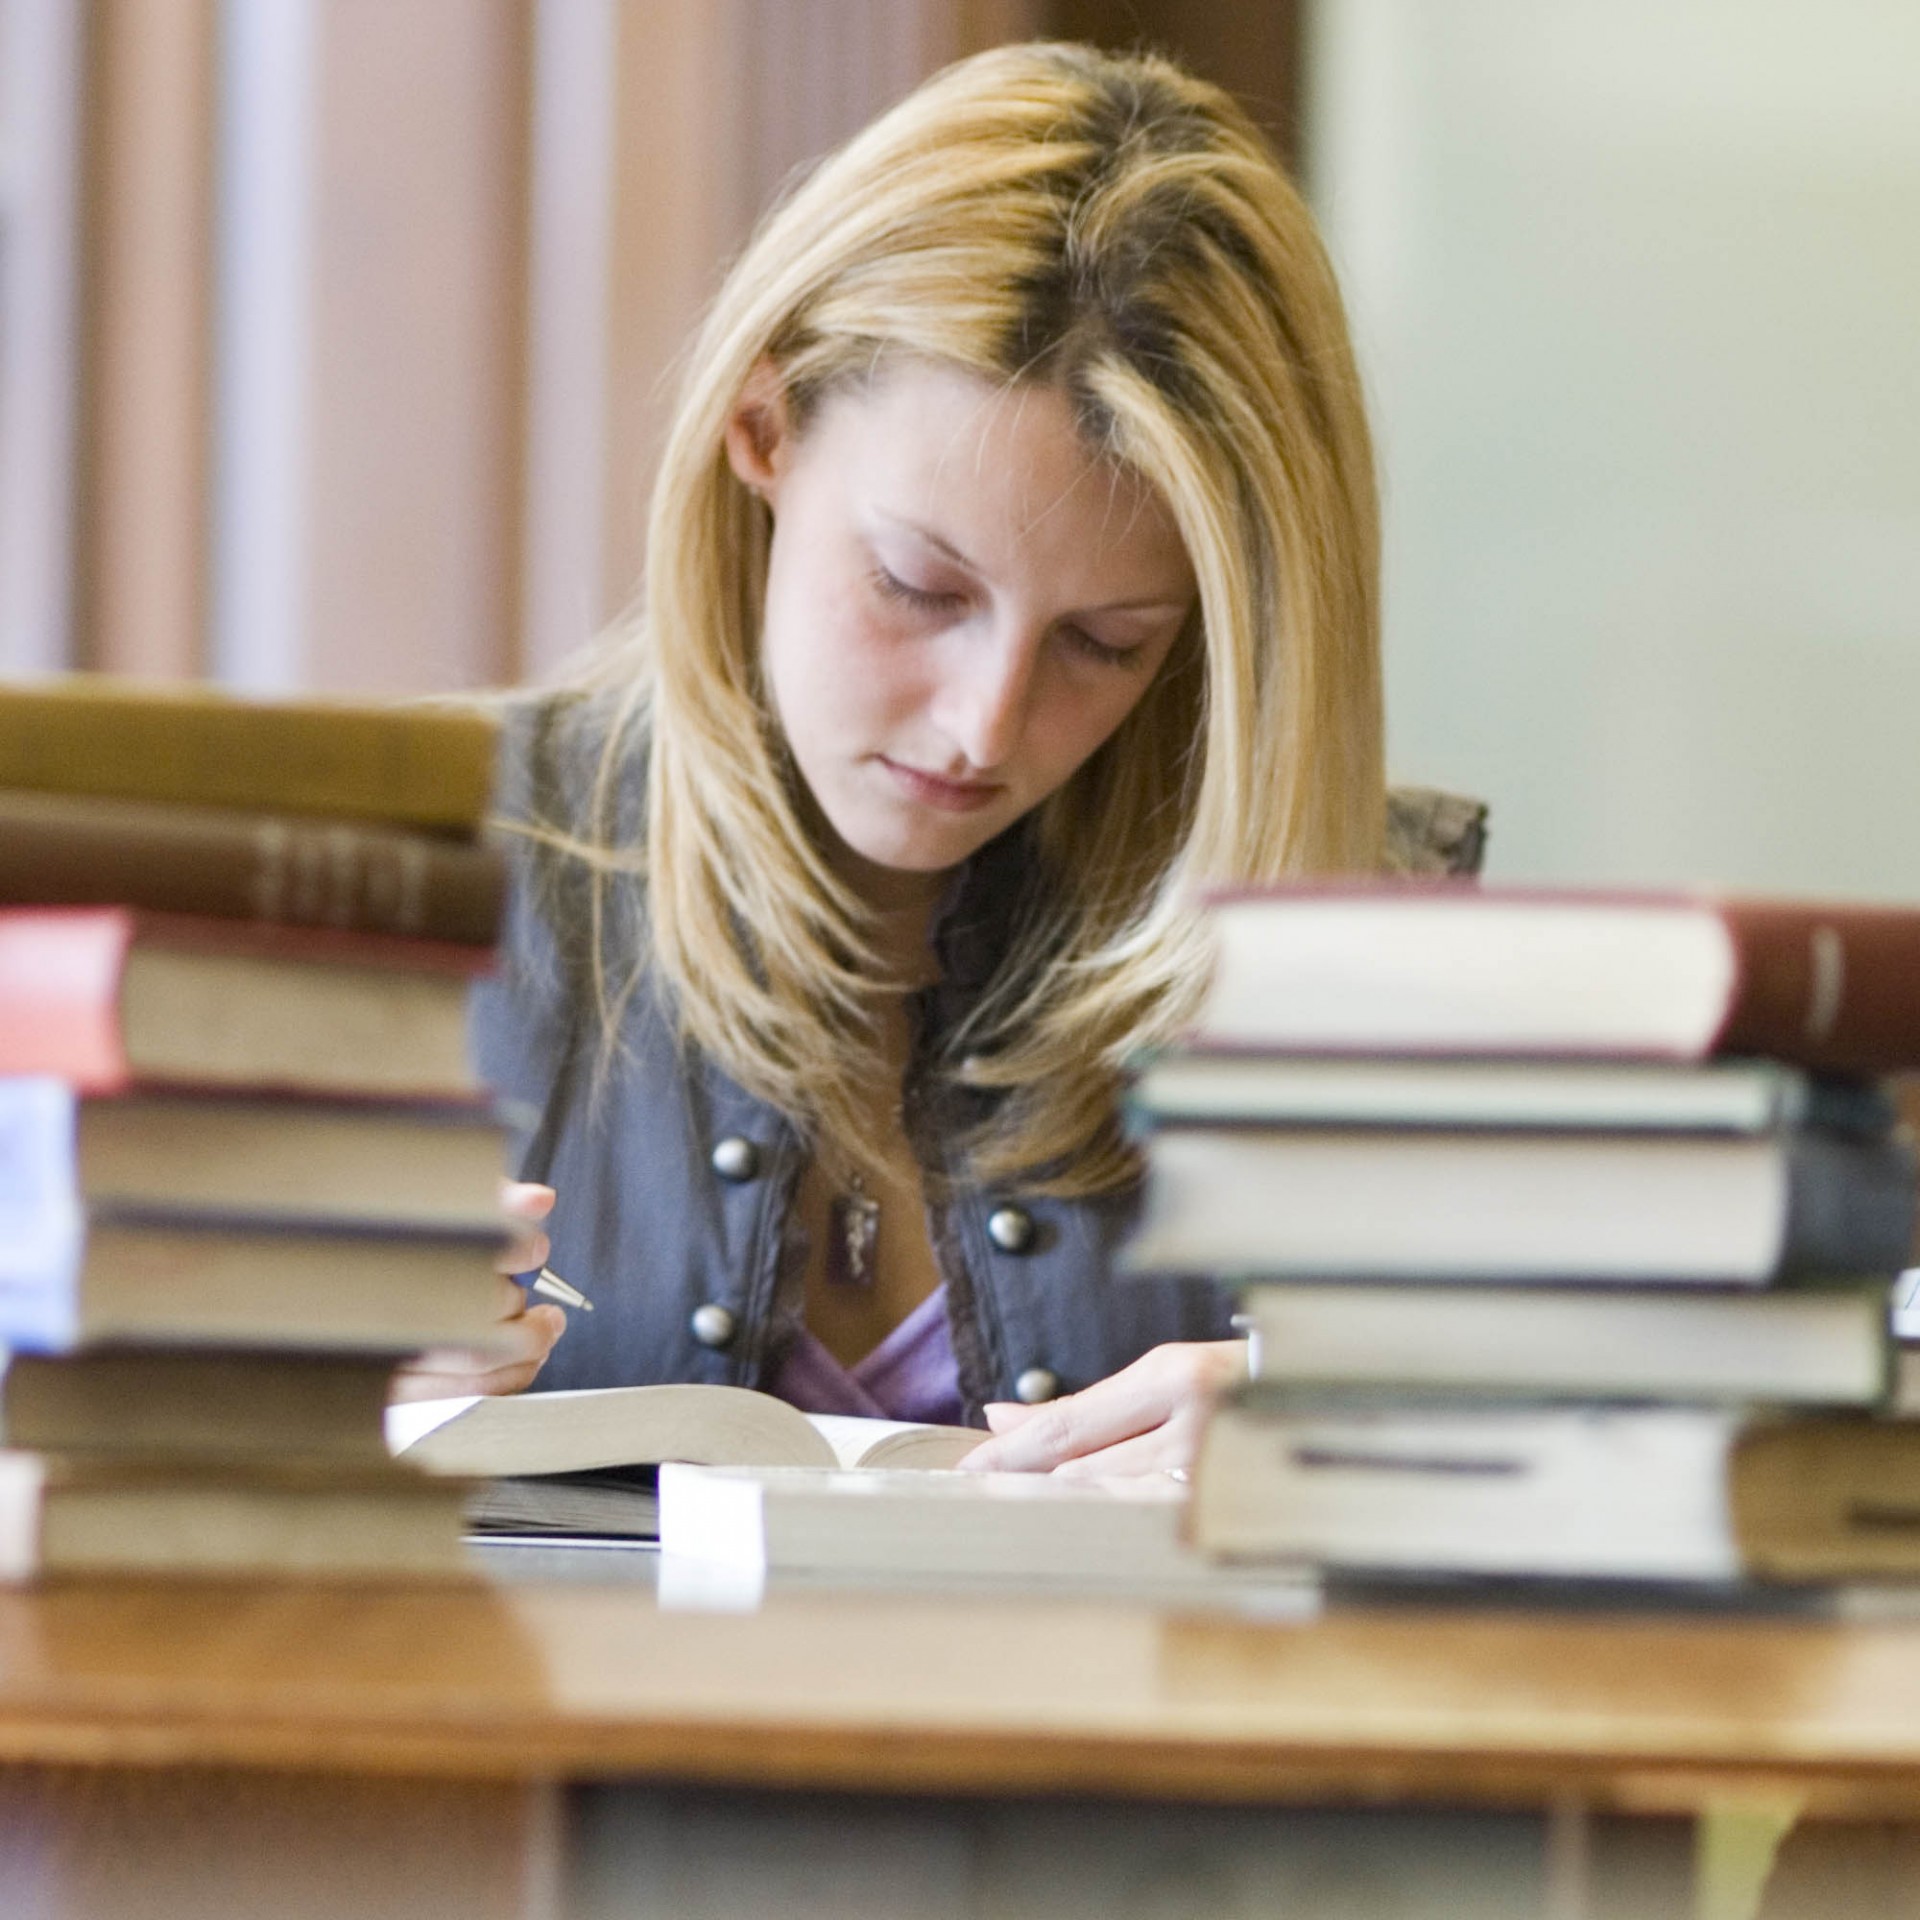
[764,1286,971,1428]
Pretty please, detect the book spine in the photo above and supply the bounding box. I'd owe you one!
[1717,900,1920,1073]
[0,792,505,945]
[0,681,497,833]
[0,912,133,1090]
[1781,1130,1918,1274]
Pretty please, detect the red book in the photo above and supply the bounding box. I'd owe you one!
[1197,884,1920,1073]
[0,907,489,1098]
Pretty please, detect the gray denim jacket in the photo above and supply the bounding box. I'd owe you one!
[467,697,1232,1420]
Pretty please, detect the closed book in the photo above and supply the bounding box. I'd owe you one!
[0,675,496,833]
[656,1462,1310,1603]
[1,1350,399,1462]
[0,1081,508,1236]
[0,789,505,944]
[0,907,486,1098]
[1198,884,1920,1074]
[0,1215,508,1355]
[1237,1281,1893,1406]
[1128,1052,1894,1138]
[0,1452,473,1581]
[1124,1125,1916,1284]
[1189,1391,1745,1583]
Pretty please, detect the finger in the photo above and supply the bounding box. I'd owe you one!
[497,1225,551,1276]
[394,1305,566,1400]
[501,1181,556,1221]
[1052,1422,1195,1480]
[959,1344,1236,1473]
[958,1378,1156,1473]
[982,1402,1042,1434]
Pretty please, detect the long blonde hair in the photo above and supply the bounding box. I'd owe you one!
[560,41,1383,1194]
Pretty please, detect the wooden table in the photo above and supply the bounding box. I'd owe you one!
[4,1569,1920,1917]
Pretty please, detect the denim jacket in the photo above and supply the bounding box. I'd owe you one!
[467,697,1232,1420]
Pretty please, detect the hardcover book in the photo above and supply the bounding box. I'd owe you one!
[0,789,506,945]
[1235,1281,1893,1406]
[1124,1123,1916,1284]
[0,907,486,1098]
[0,675,497,833]
[1196,884,1920,1074]
[0,1452,473,1581]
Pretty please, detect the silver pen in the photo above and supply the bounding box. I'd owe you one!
[528,1266,594,1312]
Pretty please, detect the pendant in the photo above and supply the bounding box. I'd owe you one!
[826,1175,880,1291]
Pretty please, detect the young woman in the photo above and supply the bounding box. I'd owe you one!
[400,41,1384,1477]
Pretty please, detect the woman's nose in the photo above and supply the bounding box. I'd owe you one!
[932,624,1040,770]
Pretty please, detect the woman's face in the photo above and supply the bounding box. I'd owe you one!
[726,361,1196,898]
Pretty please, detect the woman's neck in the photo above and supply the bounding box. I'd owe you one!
[825,842,948,989]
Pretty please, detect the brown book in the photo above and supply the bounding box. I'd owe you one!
[0,675,497,833]
[1198,884,1920,1074]
[0,790,505,944]
[0,1452,473,1580]
[2,1350,398,1462]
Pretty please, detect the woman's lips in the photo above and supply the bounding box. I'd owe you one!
[879,758,1004,813]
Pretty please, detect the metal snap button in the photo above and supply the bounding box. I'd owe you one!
[710,1136,761,1182]
[1014,1367,1059,1405]
[986,1205,1035,1254]
[690,1303,737,1349]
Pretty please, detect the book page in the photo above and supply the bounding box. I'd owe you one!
[385,1395,481,1455]
[804,1413,979,1470]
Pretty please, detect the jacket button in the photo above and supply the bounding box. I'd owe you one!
[986,1205,1035,1253]
[690,1303,737,1349]
[1014,1367,1059,1405]
[710,1136,760,1182]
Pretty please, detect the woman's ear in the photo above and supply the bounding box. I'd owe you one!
[723,358,793,505]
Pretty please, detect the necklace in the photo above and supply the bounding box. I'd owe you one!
[826,1172,881,1291]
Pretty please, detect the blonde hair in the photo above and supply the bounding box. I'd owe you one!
[559,41,1382,1194]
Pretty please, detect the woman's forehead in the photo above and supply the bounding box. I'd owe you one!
[806,362,1192,591]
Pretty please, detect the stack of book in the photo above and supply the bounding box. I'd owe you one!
[1126,885,1920,1590]
[0,676,513,1579]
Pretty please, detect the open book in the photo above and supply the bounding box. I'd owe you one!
[386,1383,981,1537]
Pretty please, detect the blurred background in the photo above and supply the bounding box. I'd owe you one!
[2,0,1917,896]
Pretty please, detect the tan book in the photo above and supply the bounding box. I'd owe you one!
[0,1452,473,1581]
[2,1350,398,1462]
[21,1220,508,1355]
[0,907,486,1099]
[70,1092,508,1235]
[656,1463,1312,1603]
[0,676,497,834]
[1188,1390,1745,1583]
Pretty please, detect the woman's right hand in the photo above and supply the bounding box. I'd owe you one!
[388,1182,568,1402]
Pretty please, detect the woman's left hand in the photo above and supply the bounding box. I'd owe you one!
[954,1339,1247,1478]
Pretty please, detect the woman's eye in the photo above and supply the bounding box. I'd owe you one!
[1061,627,1140,670]
[871,566,963,613]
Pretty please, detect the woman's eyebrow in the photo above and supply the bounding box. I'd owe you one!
[871,510,1191,616]
[871,510,981,574]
